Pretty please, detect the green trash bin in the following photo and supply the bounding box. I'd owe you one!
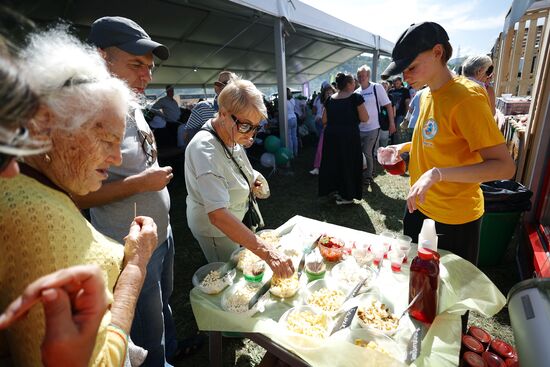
[478,181,532,267]
[478,211,522,266]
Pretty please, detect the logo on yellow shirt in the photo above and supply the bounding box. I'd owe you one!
[422,118,438,140]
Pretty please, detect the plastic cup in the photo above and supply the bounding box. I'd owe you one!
[383,160,406,175]
[371,243,385,267]
[352,247,374,267]
[389,250,405,272]
[377,147,405,175]
[379,232,395,258]
[395,235,412,263]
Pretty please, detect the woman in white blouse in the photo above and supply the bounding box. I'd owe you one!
[184,78,294,278]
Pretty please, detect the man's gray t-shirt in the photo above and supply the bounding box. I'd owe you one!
[90,108,170,246]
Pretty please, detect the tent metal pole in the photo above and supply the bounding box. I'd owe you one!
[372,35,380,81]
[274,17,289,149]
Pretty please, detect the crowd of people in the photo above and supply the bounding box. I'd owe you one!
[0,6,515,367]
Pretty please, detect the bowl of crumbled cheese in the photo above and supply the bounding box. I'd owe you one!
[232,247,266,273]
[279,305,332,348]
[192,262,236,295]
[303,279,348,316]
[354,293,401,336]
[270,272,302,298]
[256,229,280,248]
[331,258,376,291]
[221,280,269,316]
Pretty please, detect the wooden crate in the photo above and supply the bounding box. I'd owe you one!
[496,97,532,115]
[493,6,549,97]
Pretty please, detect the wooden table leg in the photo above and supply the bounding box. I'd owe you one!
[209,331,223,367]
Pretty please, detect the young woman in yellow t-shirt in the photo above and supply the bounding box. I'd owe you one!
[379,22,515,266]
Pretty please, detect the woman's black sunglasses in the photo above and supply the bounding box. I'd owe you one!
[231,115,261,134]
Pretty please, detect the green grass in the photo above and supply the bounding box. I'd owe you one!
[167,139,518,366]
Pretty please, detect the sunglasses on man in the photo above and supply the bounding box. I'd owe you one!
[231,115,261,134]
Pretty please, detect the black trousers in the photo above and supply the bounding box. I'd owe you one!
[403,209,482,266]
[403,209,482,333]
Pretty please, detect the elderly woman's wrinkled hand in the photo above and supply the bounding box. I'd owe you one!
[123,216,158,268]
[0,265,107,367]
[265,249,294,278]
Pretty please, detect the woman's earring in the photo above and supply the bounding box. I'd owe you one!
[44,154,51,163]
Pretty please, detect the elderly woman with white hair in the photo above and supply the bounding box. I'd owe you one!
[185,78,294,278]
[462,55,496,114]
[0,28,158,366]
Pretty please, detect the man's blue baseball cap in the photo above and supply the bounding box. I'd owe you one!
[88,16,169,60]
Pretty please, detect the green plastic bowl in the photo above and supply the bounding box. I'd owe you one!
[305,268,326,282]
[243,272,264,283]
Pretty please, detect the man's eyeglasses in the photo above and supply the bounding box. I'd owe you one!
[231,115,261,134]
[138,129,157,166]
[486,65,494,76]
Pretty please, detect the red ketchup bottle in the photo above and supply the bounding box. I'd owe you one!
[408,247,440,323]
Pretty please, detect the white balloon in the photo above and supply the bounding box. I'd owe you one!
[260,152,276,168]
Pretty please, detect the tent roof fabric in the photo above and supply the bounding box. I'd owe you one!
[15,0,393,87]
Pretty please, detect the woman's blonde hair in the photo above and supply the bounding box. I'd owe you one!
[217,78,267,121]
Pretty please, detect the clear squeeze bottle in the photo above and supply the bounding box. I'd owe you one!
[408,247,439,323]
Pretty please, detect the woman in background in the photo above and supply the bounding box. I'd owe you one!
[286,87,298,158]
[461,55,496,115]
[309,84,335,175]
[319,72,369,205]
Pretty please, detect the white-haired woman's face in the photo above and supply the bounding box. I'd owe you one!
[45,103,125,195]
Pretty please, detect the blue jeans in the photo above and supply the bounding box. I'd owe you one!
[288,115,298,157]
[131,227,177,367]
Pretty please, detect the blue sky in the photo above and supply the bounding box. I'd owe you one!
[301,0,513,57]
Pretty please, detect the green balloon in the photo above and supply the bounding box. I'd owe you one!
[275,147,292,165]
[264,135,281,153]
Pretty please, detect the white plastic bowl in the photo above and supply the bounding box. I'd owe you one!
[220,280,269,316]
[353,293,402,336]
[192,262,236,295]
[279,305,332,348]
[302,278,348,315]
[331,261,376,291]
[345,328,405,362]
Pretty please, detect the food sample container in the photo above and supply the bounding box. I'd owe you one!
[192,262,236,295]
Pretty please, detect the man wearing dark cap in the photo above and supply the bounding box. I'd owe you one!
[379,21,514,267]
[74,16,180,366]
[181,70,236,147]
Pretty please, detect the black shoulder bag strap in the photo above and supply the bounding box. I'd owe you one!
[372,83,381,114]
[373,83,389,131]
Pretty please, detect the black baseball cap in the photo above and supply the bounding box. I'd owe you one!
[381,22,449,80]
[88,16,169,60]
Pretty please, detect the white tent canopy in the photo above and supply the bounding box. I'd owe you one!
[15,0,393,88]
[15,0,394,147]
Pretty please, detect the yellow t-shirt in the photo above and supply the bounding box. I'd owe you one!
[0,173,127,367]
[409,76,505,224]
